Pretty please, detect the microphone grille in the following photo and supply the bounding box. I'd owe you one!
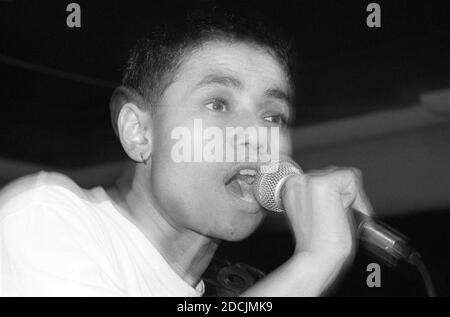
[253,159,302,213]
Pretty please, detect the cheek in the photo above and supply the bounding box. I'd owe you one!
[148,161,198,228]
[149,157,217,213]
[276,132,293,158]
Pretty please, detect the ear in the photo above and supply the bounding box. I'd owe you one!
[110,86,153,163]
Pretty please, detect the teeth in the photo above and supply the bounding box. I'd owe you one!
[239,169,257,176]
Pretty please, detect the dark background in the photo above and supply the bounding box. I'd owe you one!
[1,0,449,296]
[1,0,449,168]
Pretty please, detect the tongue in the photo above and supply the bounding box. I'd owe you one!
[228,178,254,202]
[228,178,243,196]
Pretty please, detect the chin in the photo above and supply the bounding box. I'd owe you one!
[215,214,265,242]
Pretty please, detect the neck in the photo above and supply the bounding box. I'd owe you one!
[106,162,219,287]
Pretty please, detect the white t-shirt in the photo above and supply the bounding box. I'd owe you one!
[0,171,204,297]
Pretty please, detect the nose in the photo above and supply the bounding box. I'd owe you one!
[225,113,278,163]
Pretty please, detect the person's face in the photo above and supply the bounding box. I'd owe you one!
[149,41,293,241]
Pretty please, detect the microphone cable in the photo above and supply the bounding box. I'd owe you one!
[408,252,437,297]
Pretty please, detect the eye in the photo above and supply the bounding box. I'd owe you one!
[204,98,228,113]
[263,114,288,126]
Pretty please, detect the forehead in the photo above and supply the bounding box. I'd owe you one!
[173,41,291,93]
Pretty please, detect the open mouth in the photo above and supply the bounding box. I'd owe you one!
[225,168,258,203]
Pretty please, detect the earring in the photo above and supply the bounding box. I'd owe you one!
[140,153,149,164]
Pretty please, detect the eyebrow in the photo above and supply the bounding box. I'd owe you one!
[264,88,291,105]
[194,73,243,90]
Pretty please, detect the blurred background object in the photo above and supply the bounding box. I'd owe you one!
[0,0,449,296]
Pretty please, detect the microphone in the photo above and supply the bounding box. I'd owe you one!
[252,159,417,268]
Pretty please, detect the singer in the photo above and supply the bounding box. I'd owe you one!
[0,7,374,296]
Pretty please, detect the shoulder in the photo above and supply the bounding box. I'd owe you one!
[0,171,110,267]
[0,173,123,296]
[0,171,107,251]
[0,171,93,221]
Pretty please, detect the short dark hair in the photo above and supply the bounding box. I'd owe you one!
[115,6,296,121]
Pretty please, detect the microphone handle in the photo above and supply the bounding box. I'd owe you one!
[354,211,416,268]
[355,212,437,296]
